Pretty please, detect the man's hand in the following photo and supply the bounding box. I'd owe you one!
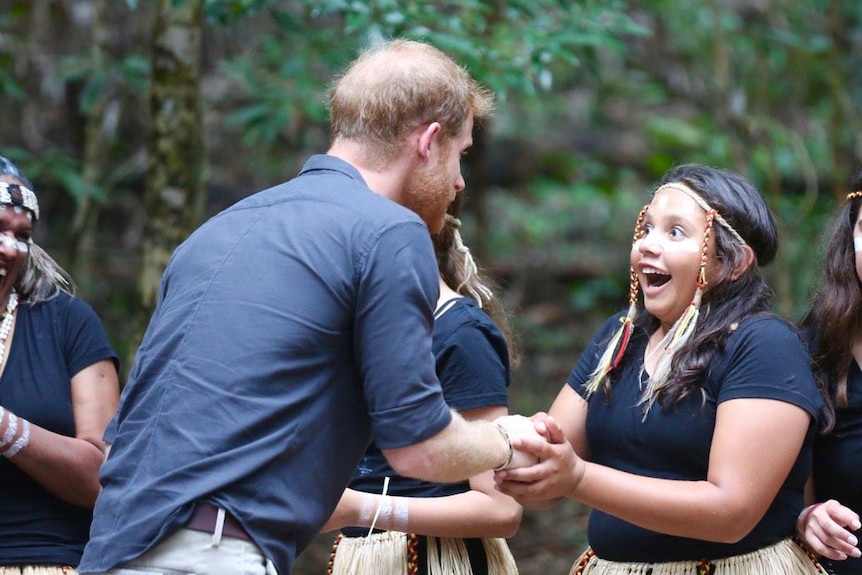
[492,414,543,469]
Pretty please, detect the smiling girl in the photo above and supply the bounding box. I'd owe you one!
[497,164,825,574]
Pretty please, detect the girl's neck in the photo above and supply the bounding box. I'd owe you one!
[437,277,462,308]
[644,328,670,375]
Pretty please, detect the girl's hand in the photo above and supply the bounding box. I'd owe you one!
[798,499,862,561]
[493,432,585,509]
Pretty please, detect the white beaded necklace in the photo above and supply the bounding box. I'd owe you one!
[0,292,18,366]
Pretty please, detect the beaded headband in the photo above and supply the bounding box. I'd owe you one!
[848,190,862,201]
[653,182,746,246]
[0,182,39,220]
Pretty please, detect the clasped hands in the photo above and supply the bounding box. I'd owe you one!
[491,413,586,509]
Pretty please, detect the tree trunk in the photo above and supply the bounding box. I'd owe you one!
[130,0,204,371]
[69,0,110,289]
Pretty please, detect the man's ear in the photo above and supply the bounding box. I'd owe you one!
[417,122,442,163]
[730,244,755,281]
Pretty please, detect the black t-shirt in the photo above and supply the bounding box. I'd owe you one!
[567,312,821,562]
[0,292,118,566]
[813,359,862,574]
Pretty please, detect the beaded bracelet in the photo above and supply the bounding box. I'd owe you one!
[493,422,514,471]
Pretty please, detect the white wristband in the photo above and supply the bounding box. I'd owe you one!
[1,411,17,448]
[4,418,30,458]
[392,497,409,532]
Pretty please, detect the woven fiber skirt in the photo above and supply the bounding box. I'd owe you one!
[0,568,76,575]
[329,530,518,575]
[569,537,825,575]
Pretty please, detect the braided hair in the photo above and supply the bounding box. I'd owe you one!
[432,210,520,367]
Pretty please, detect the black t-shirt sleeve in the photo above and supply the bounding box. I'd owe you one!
[435,307,509,412]
[715,317,821,417]
[62,295,120,377]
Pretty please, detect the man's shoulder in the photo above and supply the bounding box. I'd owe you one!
[235,154,424,229]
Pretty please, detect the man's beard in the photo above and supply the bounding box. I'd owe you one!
[401,159,452,234]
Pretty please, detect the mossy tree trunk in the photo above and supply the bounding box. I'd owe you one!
[130,0,204,372]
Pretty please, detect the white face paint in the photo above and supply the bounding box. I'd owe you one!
[0,234,28,254]
[854,237,862,253]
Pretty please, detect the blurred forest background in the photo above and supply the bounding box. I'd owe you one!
[2,0,862,573]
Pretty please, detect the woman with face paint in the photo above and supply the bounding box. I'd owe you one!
[0,155,120,574]
[796,175,862,574]
[496,164,824,574]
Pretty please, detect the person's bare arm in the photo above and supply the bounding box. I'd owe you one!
[500,397,812,543]
[383,410,539,485]
[325,405,522,537]
[4,359,119,507]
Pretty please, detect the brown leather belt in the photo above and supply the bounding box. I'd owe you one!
[186,502,252,542]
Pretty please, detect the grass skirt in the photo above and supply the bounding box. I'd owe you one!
[569,537,825,575]
[0,568,76,575]
[329,531,518,575]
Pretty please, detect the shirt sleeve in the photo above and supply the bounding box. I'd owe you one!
[354,221,453,450]
[61,295,120,378]
[436,316,509,412]
[714,317,822,417]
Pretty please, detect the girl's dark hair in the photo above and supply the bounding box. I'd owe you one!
[633,164,779,407]
[801,171,862,431]
[432,200,520,368]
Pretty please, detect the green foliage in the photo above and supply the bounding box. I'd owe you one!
[0,61,26,100]
[54,54,150,114]
[197,0,273,25]
[569,0,862,316]
[204,0,646,163]
[485,157,643,313]
[218,27,352,147]
[304,0,648,96]
[0,15,25,99]
[0,2,147,211]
